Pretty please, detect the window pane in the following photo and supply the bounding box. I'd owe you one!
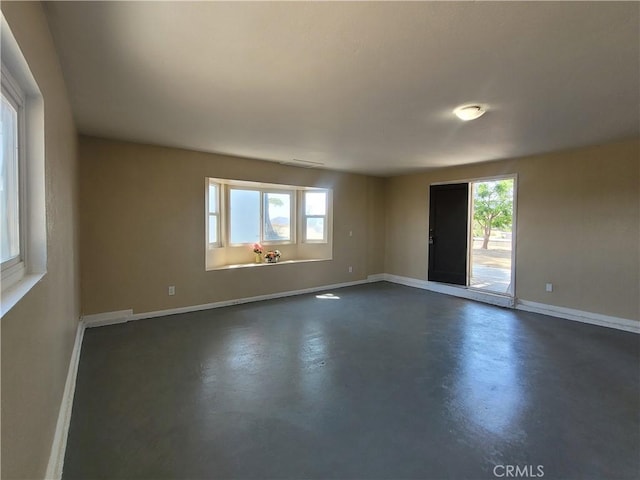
[264,192,291,241]
[208,215,218,244]
[1,94,20,264]
[305,191,326,215]
[306,217,325,241]
[208,183,218,213]
[229,189,260,244]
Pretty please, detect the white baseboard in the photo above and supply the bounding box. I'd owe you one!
[380,273,637,333]
[516,299,639,334]
[367,273,386,282]
[81,309,132,328]
[45,320,85,480]
[82,275,639,335]
[82,279,372,327]
[382,273,515,308]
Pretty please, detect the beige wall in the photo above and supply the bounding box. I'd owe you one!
[1,2,80,479]
[385,139,640,321]
[81,136,638,322]
[79,137,385,315]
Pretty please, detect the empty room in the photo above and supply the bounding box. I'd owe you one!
[1,2,639,479]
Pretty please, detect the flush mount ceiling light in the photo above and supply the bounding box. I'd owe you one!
[453,104,487,121]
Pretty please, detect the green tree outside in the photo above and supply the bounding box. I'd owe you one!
[473,180,513,249]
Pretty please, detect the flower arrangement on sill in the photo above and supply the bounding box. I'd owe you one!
[265,250,281,263]
[252,243,263,263]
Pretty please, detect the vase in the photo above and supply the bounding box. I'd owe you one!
[254,253,262,263]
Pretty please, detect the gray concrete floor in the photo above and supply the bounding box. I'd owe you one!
[63,282,639,479]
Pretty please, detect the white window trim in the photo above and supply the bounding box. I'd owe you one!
[206,179,221,248]
[1,14,47,318]
[205,177,332,269]
[1,64,26,276]
[301,190,330,244]
[261,188,295,245]
[225,185,296,247]
[276,189,297,245]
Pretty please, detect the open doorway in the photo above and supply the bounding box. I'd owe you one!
[469,178,515,295]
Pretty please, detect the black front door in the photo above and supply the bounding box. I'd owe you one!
[428,183,469,285]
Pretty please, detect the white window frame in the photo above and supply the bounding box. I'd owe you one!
[301,189,329,244]
[226,185,296,246]
[1,13,47,318]
[205,178,332,270]
[206,179,221,248]
[1,67,26,281]
[261,188,295,245]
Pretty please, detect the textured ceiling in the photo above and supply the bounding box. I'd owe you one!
[45,2,639,176]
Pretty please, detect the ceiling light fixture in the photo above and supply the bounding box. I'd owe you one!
[453,104,487,121]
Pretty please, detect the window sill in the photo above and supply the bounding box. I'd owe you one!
[207,258,330,271]
[1,272,45,318]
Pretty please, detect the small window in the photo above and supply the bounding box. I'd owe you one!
[228,187,295,245]
[1,15,47,316]
[303,190,328,242]
[207,181,220,246]
[263,191,292,242]
[1,87,21,269]
[229,188,261,244]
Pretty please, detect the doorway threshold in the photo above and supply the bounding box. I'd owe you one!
[383,274,515,308]
[429,282,514,308]
[467,286,514,305]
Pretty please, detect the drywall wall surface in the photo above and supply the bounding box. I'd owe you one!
[0,2,80,479]
[366,176,387,275]
[385,139,639,321]
[79,137,385,315]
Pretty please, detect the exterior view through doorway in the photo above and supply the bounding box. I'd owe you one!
[469,178,515,295]
[428,176,516,297]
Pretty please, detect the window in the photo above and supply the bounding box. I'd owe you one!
[228,187,294,245]
[303,191,328,242]
[1,14,47,317]
[229,188,261,244]
[207,180,220,246]
[1,82,22,270]
[205,178,331,269]
[263,192,292,242]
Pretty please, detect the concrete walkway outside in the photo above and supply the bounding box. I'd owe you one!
[471,239,512,294]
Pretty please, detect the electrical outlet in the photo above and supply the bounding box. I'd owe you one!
[545,283,553,293]
[168,285,175,296]
[349,230,353,237]
[348,266,353,273]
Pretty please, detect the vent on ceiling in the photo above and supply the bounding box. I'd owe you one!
[279,158,324,169]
